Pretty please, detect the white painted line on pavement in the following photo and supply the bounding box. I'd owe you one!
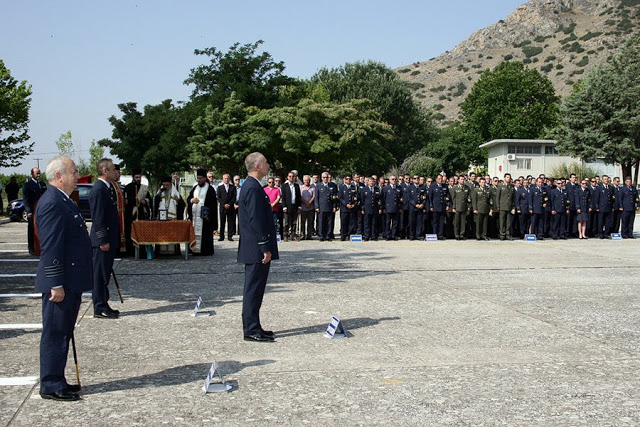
[0,274,36,277]
[0,242,27,245]
[0,324,42,330]
[0,376,38,386]
[0,292,92,298]
[0,259,38,262]
[0,250,29,253]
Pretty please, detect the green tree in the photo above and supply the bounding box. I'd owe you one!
[461,61,559,163]
[77,139,104,176]
[55,130,74,158]
[100,100,192,181]
[399,152,443,178]
[425,123,475,175]
[184,40,297,110]
[0,60,33,167]
[312,61,436,165]
[556,36,640,181]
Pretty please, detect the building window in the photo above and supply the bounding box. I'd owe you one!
[508,145,541,154]
[545,146,558,155]
[517,158,532,170]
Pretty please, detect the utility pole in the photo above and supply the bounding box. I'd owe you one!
[33,158,42,169]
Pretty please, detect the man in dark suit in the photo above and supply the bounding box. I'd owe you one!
[428,174,450,240]
[237,152,279,342]
[280,171,302,242]
[592,175,615,239]
[618,176,638,239]
[89,158,120,318]
[23,167,47,255]
[35,156,92,401]
[528,177,548,240]
[314,172,337,241]
[216,173,237,241]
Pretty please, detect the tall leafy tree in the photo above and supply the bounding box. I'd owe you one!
[556,36,640,181]
[100,100,192,181]
[0,60,33,167]
[312,61,435,165]
[461,61,559,163]
[55,130,74,158]
[184,40,297,110]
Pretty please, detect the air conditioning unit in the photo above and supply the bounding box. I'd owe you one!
[506,154,517,161]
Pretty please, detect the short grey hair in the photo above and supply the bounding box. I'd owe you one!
[96,158,113,176]
[45,156,70,182]
[244,152,264,172]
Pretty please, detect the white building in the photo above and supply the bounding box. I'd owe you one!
[479,139,621,178]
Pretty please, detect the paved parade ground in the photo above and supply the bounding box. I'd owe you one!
[1,219,639,426]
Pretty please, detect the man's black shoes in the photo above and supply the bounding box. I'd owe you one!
[67,384,81,393]
[244,333,275,342]
[261,329,275,338]
[94,311,118,319]
[40,388,80,401]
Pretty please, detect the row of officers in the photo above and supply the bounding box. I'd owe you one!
[312,172,638,242]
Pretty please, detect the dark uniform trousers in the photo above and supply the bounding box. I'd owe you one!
[621,211,635,238]
[531,213,544,239]
[519,211,531,236]
[453,211,466,238]
[242,262,270,336]
[611,210,621,233]
[318,211,333,240]
[340,210,357,238]
[399,210,409,238]
[93,245,117,313]
[552,212,568,238]
[40,291,82,393]
[498,211,512,239]
[597,211,611,238]
[386,213,399,239]
[432,211,446,239]
[220,207,236,239]
[475,213,488,239]
[363,213,378,239]
[409,208,424,239]
[589,209,599,237]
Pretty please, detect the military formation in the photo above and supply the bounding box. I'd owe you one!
[269,171,638,242]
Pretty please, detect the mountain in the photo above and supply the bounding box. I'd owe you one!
[396,0,640,125]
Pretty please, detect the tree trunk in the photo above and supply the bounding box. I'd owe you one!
[634,159,639,185]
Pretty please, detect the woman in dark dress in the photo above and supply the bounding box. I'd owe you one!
[575,179,592,239]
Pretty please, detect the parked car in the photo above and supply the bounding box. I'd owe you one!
[8,183,94,222]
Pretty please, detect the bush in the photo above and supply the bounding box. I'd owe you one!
[556,63,564,69]
[559,22,577,34]
[576,56,589,67]
[534,35,552,42]
[580,31,602,41]
[504,54,513,60]
[540,63,553,73]
[410,70,421,76]
[560,33,578,44]
[439,94,447,100]
[437,68,447,74]
[433,104,444,110]
[398,68,411,73]
[513,40,532,48]
[563,42,584,53]
[452,83,467,97]
[404,82,425,91]
[545,55,557,62]
[416,93,426,99]
[550,163,600,181]
[522,45,543,58]
[472,64,482,68]
[429,85,446,92]
[400,151,443,178]
[523,58,532,64]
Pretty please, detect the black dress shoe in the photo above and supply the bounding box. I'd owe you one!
[228,237,233,242]
[107,306,120,315]
[40,389,80,401]
[94,311,118,319]
[218,238,225,241]
[67,384,81,393]
[261,329,275,338]
[244,333,275,342]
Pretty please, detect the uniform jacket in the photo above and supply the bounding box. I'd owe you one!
[451,184,470,211]
[428,183,450,212]
[565,182,578,210]
[35,187,92,293]
[314,182,337,212]
[592,184,614,212]
[401,182,411,210]
[471,186,492,214]
[494,183,516,211]
[528,185,548,214]
[237,176,279,264]
[89,179,120,248]
[339,183,359,212]
[22,179,47,213]
[619,185,638,211]
[516,186,530,212]
[359,185,381,215]
[574,187,592,212]
[381,185,402,214]
[550,187,570,212]
[612,185,621,210]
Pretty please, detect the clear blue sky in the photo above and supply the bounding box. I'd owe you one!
[1,0,524,175]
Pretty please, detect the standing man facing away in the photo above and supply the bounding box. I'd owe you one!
[23,167,47,255]
[238,152,279,342]
[90,158,120,319]
[36,156,91,401]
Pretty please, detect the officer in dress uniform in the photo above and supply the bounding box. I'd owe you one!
[517,180,531,237]
[381,175,402,240]
[611,177,622,234]
[360,177,381,241]
[338,175,359,241]
[327,175,339,240]
[399,174,411,239]
[238,152,279,342]
[451,175,471,240]
[35,156,92,401]
[618,176,638,239]
[471,177,492,240]
[494,173,516,241]
[428,174,450,240]
[528,177,548,240]
[407,175,424,240]
[89,158,121,319]
[550,179,570,239]
[565,174,579,237]
[314,172,337,241]
[588,178,599,237]
[575,179,592,239]
[592,175,615,239]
